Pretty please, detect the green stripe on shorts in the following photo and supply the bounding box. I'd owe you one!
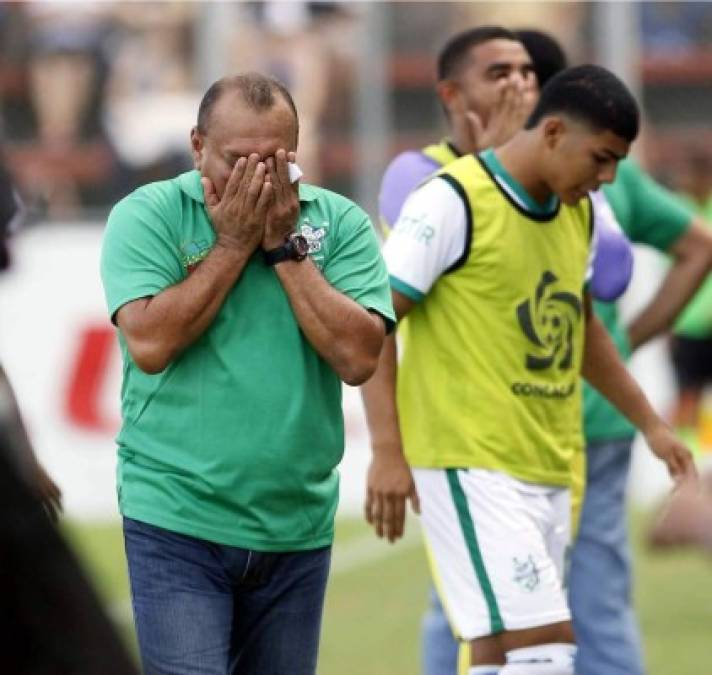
[446,469,504,634]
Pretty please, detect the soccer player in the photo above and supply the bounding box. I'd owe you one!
[362,64,696,675]
[370,27,633,675]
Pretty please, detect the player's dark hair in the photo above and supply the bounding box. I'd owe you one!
[437,26,520,80]
[525,64,639,142]
[515,29,568,88]
[196,72,299,137]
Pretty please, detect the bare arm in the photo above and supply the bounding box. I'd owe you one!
[273,258,386,385]
[117,154,272,374]
[628,219,712,349]
[361,291,420,542]
[582,294,696,482]
[116,243,253,373]
[263,150,386,385]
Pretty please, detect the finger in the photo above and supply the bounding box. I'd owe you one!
[275,149,291,189]
[236,153,260,206]
[200,177,220,209]
[287,151,296,164]
[464,111,484,149]
[372,494,385,538]
[254,179,274,220]
[410,486,421,514]
[244,161,266,211]
[364,490,374,524]
[265,157,282,201]
[223,156,246,200]
[390,496,406,542]
[382,494,396,542]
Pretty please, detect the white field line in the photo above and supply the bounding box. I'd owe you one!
[108,525,423,625]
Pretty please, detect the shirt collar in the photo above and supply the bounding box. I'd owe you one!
[479,148,559,216]
[178,170,319,205]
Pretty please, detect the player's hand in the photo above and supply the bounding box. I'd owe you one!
[476,78,536,151]
[263,149,300,250]
[201,153,273,253]
[364,447,420,543]
[644,422,698,484]
[30,461,63,522]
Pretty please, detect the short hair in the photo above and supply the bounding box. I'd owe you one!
[437,26,520,81]
[196,72,299,136]
[515,29,568,88]
[525,64,639,143]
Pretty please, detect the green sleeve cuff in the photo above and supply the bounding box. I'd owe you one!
[390,275,425,302]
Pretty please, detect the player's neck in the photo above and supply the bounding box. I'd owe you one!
[494,135,553,206]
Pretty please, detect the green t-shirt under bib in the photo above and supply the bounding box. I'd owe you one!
[584,159,692,442]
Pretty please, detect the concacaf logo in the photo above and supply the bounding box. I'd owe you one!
[516,271,582,371]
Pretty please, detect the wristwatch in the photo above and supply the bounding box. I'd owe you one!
[263,232,310,266]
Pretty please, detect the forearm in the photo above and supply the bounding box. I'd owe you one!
[274,258,385,385]
[627,262,709,349]
[628,220,712,349]
[360,334,403,454]
[583,313,663,434]
[119,239,253,373]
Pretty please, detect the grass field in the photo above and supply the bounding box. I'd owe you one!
[62,512,712,675]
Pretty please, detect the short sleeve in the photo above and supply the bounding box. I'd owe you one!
[589,190,633,301]
[382,177,467,302]
[100,187,184,322]
[322,200,396,332]
[604,159,693,250]
[378,151,440,232]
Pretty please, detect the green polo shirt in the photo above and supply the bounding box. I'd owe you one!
[584,159,692,442]
[100,170,394,551]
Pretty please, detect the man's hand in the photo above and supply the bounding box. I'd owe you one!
[201,153,273,253]
[263,149,300,250]
[451,79,536,154]
[364,448,420,543]
[644,422,698,484]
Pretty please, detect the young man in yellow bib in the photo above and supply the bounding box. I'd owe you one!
[361,65,696,675]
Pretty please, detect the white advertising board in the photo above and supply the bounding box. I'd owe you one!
[0,224,675,521]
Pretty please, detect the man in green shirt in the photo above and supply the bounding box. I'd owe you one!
[100,72,394,675]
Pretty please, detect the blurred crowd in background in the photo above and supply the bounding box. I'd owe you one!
[1,1,712,222]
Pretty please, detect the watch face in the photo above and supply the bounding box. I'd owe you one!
[290,234,309,259]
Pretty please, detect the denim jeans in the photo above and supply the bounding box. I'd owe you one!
[568,438,645,675]
[123,517,331,675]
[422,587,459,675]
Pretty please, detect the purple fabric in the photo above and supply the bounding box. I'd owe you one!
[591,219,634,302]
[378,151,440,229]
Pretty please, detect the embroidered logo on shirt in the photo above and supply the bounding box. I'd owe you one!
[300,218,329,268]
[180,239,211,274]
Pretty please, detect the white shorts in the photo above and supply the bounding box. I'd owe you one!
[413,467,571,640]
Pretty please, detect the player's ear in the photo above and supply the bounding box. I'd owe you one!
[436,80,462,115]
[190,127,205,170]
[542,116,565,150]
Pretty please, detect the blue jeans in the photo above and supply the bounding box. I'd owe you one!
[569,439,645,675]
[422,587,459,675]
[123,517,331,675]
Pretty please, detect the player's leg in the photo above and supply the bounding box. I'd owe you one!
[230,546,331,675]
[568,438,644,675]
[414,468,574,675]
[122,517,236,675]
